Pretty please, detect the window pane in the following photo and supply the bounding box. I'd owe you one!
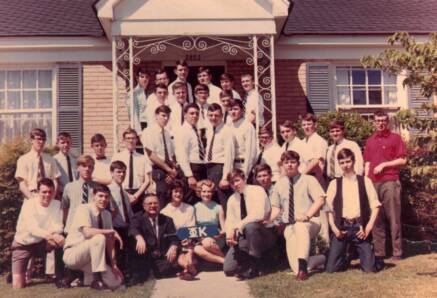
[0,92,5,109]
[7,71,21,89]
[337,87,351,105]
[352,88,366,105]
[384,86,398,105]
[0,71,5,89]
[369,87,382,104]
[383,72,397,85]
[368,70,381,85]
[23,70,37,88]
[352,68,365,85]
[23,91,37,109]
[38,70,52,88]
[0,112,52,144]
[38,90,52,108]
[7,91,21,109]
[336,68,350,85]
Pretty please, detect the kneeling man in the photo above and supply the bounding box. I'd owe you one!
[326,148,380,273]
[63,184,123,290]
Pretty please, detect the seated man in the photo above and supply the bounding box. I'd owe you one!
[326,148,380,273]
[224,169,276,280]
[11,178,65,289]
[63,184,123,291]
[128,193,181,285]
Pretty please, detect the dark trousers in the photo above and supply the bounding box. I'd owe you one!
[206,163,232,214]
[326,222,376,273]
[126,189,144,213]
[114,227,131,274]
[152,167,172,207]
[130,246,177,280]
[185,163,207,205]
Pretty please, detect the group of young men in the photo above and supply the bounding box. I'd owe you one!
[10,59,407,291]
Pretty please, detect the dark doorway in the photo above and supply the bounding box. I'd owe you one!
[164,65,225,88]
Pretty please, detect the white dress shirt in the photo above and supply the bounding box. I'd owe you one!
[111,149,151,189]
[197,102,210,131]
[168,101,187,134]
[174,122,205,177]
[229,118,257,176]
[207,83,223,105]
[300,132,328,172]
[108,181,134,228]
[326,175,381,219]
[205,123,235,180]
[168,78,193,103]
[141,124,175,162]
[281,137,306,173]
[245,89,265,127]
[258,141,283,181]
[145,97,169,129]
[161,202,196,230]
[54,152,77,189]
[231,89,241,100]
[326,138,364,178]
[225,185,271,234]
[14,198,63,245]
[92,155,112,183]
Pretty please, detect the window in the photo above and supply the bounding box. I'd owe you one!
[0,69,55,144]
[336,67,397,107]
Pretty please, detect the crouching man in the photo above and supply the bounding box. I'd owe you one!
[326,148,381,273]
[63,184,123,290]
[11,178,65,289]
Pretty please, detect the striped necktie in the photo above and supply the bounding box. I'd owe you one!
[207,126,216,162]
[193,125,205,160]
[288,177,295,224]
[329,143,338,178]
[82,182,89,204]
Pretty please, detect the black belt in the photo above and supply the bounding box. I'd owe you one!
[234,158,244,163]
[341,217,361,225]
[206,162,223,168]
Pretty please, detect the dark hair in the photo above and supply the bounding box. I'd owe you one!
[207,103,223,114]
[227,169,246,183]
[374,110,388,118]
[122,127,138,139]
[30,128,46,140]
[219,90,233,99]
[167,180,186,202]
[302,113,317,123]
[241,73,253,81]
[57,132,71,142]
[194,84,209,94]
[229,99,244,109]
[91,133,107,146]
[280,150,300,163]
[142,193,159,205]
[197,67,211,76]
[329,120,345,130]
[155,69,168,78]
[155,105,172,115]
[172,82,187,92]
[37,178,55,190]
[136,67,149,77]
[184,103,200,114]
[175,59,188,67]
[220,73,234,82]
[258,127,273,137]
[154,83,168,92]
[93,183,111,195]
[337,148,355,162]
[110,160,127,172]
[254,164,272,177]
[279,120,297,131]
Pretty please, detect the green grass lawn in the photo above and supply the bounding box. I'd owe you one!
[248,253,437,298]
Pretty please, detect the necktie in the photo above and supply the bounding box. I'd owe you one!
[162,127,170,163]
[37,155,45,181]
[240,193,247,219]
[329,143,338,178]
[288,177,295,224]
[255,148,264,166]
[82,182,89,203]
[207,127,216,162]
[242,93,248,106]
[95,156,107,160]
[285,142,289,151]
[98,213,103,229]
[120,186,130,224]
[224,111,228,123]
[66,155,74,182]
[201,106,205,119]
[180,103,184,125]
[193,125,205,160]
[129,151,134,189]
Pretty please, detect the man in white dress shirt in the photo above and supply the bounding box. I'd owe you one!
[168,60,193,104]
[241,74,265,127]
[90,133,112,185]
[193,84,210,146]
[228,99,257,177]
[279,120,306,173]
[251,127,282,183]
[54,132,77,195]
[205,103,235,211]
[168,82,188,134]
[220,73,241,100]
[219,90,233,125]
[197,67,222,105]
[145,84,169,129]
[223,169,276,280]
[326,120,364,179]
[125,68,150,134]
[112,128,152,213]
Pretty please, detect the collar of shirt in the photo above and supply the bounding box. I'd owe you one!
[375,129,391,138]
[232,117,244,128]
[343,173,357,182]
[29,148,43,158]
[89,203,102,217]
[288,173,301,184]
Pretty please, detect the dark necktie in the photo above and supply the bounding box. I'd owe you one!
[180,103,184,125]
[162,127,170,163]
[255,148,264,166]
[66,155,74,182]
[98,213,103,229]
[288,177,295,224]
[224,111,228,123]
[242,93,248,106]
[95,156,107,160]
[37,155,45,181]
[120,186,130,224]
[82,182,89,203]
[193,125,205,160]
[240,193,247,219]
[329,143,338,178]
[285,142,289,151]
[129,151,134,189]
[207,126,216,162]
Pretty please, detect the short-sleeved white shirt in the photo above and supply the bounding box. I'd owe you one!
[111,149,151,189]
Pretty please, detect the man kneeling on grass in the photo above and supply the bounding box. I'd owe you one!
[63,184,123,290]
[11,178,65,289]
[326,148,381,273]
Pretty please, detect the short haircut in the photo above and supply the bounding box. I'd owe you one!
[136,67,149,77]
[155,69,168,78]
[197,67,211,76]
[30,128,46,140]
[122,127,138,139]
[155,105,172,115]
[207,103,222,113]
[220,73,234,82]
[142,192,159,205]
[219,90,233,99]
[337,148,355,162]
[172,81,187,92]
[241,73,253,81]
[194,84,209,94]
[175,59,188,67]
[77,154,95,167]
[110,160,127,172]
[37,178,55,190]
[280,150,300,163]
[302,113,317,123]
[57,132,71,142]
[254,163,272,177]
[374,110,388,118]
[227,169,246,183]
[280,120,297,131]
[258,127,273,137]
[93,183,110,195]
[91,133,106,145]
[329,120,345,130]
[229,99,244,109]
[167,180,186,201]
[184,102,200,114]
[154,83,168,92]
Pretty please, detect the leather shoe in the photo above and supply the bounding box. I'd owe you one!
[90,279,111,291]
[296,270,308,281]
[236,267,259,280]
[55,278,71,289]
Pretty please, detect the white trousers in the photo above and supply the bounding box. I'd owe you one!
[63,234,122,289]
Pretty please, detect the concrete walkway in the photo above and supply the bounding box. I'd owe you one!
[151,271,252,298]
